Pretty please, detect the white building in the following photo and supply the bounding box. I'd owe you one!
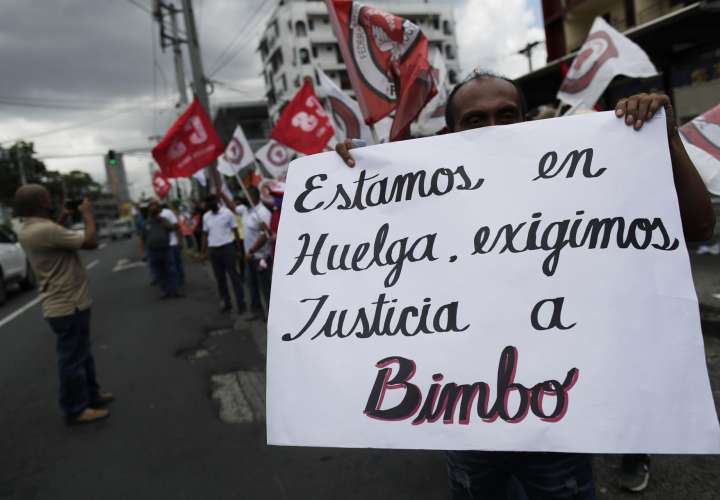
[258,0,461,121]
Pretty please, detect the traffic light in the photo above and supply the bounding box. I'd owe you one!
[107,149,118,166]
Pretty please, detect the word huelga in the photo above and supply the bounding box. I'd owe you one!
[294,166,484,213]
[281,293,469,341]
[287,223,437,288]
[364,346,579,425]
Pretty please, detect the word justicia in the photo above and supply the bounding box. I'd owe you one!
[294,165,484,213]
[364,346,579,425]
[472,210,679,277]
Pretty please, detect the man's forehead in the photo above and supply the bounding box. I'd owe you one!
[454,77,521,111]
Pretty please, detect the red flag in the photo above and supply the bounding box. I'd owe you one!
[325,0,436,140]
[152,170,172,199]
[271,80,334,155]
[681,104,720,162]
[152,97,224,178]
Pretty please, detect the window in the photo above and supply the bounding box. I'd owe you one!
[296,21,307,37]
[448,70,457,85]
[299,48,310,64]
[443,20,452,35]
[312,46,318,58]
[339,71,352,90]
[309,19,315,31]
[280,74,288,92]
[433,15,439,30]
[445,45,455,60]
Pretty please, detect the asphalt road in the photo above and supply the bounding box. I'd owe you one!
[0,237,447,500]
[1,237,718,499]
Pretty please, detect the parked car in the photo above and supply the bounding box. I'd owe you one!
[109,219,134,240]
[98,223,111,240]
[0,226,35,305]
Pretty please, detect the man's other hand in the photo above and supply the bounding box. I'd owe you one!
[615,93,678,137]
[334,139,367,168]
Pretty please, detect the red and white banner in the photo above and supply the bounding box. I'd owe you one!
[681,104,720,195]
[317,66,375,145]
[152,97,224,178]
[325,1,436,140]
[152,170,172,199]
[217,125,255,177]
[414,47,449,136]
[271,80,334,155]
[557,17,657,111]
[256,139,292,180]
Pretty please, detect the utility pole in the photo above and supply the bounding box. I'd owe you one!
[168,4,189,107]
[517,40,542,73]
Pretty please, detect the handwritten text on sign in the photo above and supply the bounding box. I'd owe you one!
[267,111,720,453]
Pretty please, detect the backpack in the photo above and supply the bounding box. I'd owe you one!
[145,218,169,251]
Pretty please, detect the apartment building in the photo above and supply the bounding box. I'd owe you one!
[258,0,461,121]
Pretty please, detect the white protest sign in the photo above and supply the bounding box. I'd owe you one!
[267,111,720,453]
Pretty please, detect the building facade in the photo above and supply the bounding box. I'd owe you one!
[519,0,720,121]
[258,0,461,121]
[212,100,272,152]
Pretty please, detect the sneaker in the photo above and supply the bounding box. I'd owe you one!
[620,454,650,492]
[66,407,110,426]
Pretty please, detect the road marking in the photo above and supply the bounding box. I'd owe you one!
[112,258,146,272]
[0,296,42,329]
[98,243,107,250]
[0,259,101,330]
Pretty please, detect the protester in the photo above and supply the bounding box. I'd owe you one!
[219,188,273,320]
[146,200,182,299]
[160,202,184,289]
[192,204,204,252]
[201,194,246,314]
[132,203,146,260]
[14,185,113,425]
[336,70,714,500]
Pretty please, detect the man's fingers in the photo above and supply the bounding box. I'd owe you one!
[615,98,627,117]
[634,98,651,130]
[335,139,356,167]
[648,97,663,118]
[624,97,639,126]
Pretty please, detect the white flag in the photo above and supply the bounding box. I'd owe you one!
[317,66,375,145]
[192,168,207,187]
[414,47,449,136]
[256,139,292,180]
[557,17,657,110]
[681,104,720,196]
[217,125,255,177]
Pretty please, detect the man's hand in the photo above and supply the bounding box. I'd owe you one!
[78,197,93,216]
[615,93,678,137]
[334,139,367,168]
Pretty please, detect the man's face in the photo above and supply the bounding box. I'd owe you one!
[451,78,524,132]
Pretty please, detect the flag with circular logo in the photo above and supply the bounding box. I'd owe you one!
[217,125,255,177]
[256,139,293,180]
[557,17,657,111]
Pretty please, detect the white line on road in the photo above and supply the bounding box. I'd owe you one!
[98,243,107,250]
[0,259,101,330]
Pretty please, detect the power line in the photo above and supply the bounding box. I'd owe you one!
[207,0,273,77]
[124,0,152,15]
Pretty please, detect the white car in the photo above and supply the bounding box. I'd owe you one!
[0,226,35,305]
[109,219,134,240]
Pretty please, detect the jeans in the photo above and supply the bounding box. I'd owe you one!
[47,308,100,417]
[172,245,185,287]
[246,256,272,315]
[209,243,245,311]
[148,247,178,294]
[446,451,596,500]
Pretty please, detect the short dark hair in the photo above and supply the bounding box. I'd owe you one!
[444,69,527,131]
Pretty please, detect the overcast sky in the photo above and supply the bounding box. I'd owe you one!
[0,0,545,199]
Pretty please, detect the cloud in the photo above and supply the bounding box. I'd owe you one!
[456,0,547,78]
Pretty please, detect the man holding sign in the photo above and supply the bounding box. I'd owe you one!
[270,71,718,500]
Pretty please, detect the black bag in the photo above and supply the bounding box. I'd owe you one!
[145,218,169,251]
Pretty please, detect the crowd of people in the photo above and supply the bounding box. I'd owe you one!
[130,180,280,320]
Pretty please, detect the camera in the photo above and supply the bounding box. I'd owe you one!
[64,199,83,212]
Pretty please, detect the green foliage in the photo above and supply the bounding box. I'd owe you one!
[0,141,101,207]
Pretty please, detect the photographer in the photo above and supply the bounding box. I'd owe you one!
[14,184,113,425]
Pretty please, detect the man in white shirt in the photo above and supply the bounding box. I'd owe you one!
[160,203,185,288]
[220,187,273,320]
[201,194,246,314]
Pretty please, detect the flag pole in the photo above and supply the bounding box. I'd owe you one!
[369,124,380,145]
